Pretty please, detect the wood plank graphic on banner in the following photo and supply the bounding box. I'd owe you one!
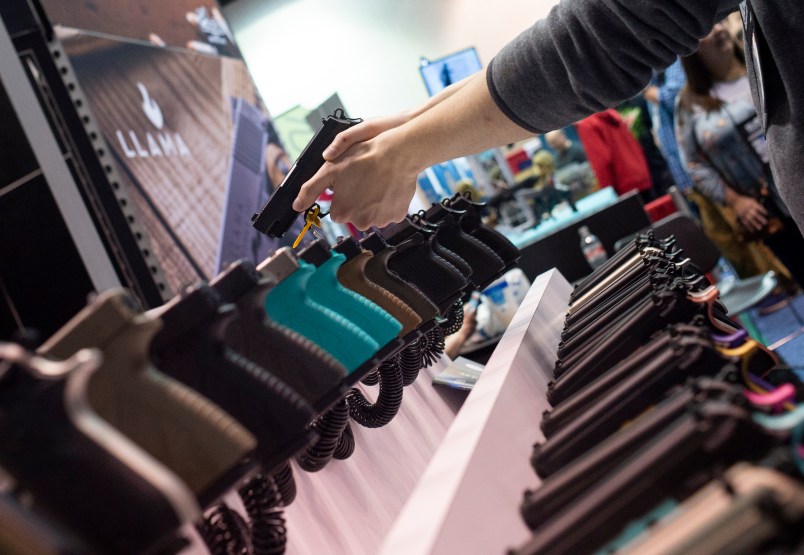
[61,32,265,292]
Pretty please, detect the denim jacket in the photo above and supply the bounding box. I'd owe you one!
[675,94,789,216]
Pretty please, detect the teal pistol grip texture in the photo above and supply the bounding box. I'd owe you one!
[306,254,402,346]
[264,263,379,372]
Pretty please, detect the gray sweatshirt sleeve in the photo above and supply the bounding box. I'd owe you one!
[487,0,740,134]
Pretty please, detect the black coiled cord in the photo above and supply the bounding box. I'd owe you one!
[361,370,380,386]
[398,342,423,386]
[417,334,431,366]
[421,326,445,367]
[197,503,252,555]
[239,474,287,555]
[333,422,355,460]
[271,462,296,507]
[443,302,464,336]
[346,358,403,428]
[295,399,350,472]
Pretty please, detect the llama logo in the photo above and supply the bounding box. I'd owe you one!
[137,82,164,130]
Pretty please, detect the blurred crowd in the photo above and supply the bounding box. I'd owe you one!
[496,12,801,301]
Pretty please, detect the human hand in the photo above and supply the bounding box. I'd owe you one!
[642,85,659,104]
[320,74,477,161]
[731,195,768,233]
[461,306,478,338]
[322,113,413,161]
[443,304,479,359]
[293,128,423,230]
[293,71,532,229]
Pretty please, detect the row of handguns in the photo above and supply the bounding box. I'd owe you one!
[0,188,519,554]
[512,231,804,554]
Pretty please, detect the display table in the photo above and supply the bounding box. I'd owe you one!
[380,269,570,555]
[282,269,570,554]
[283,357,460,555]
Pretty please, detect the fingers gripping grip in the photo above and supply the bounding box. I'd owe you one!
[251,109,362,238]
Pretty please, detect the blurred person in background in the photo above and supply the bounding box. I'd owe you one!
[576,109,656,204]
[676,19,804,292]
[618,93,676,195]
[545,128,587,170]
[532,150,578,217]
[643,58,696,194]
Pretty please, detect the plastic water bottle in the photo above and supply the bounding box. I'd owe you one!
[578,225,608,270]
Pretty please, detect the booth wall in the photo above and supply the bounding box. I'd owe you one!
[223,0,559,118]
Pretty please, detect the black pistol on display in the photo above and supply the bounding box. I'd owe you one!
[251,108,362,238]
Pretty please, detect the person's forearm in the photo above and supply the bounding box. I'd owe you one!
[723,185,742,209]
[660,59,687,109]
[487,0,739,134]
[388,74,535,173]
[724,185,768,232]
[319,73,486,163]
[444,328,473,360]
[405,72,481,119]
[688,166,727,204]
[643,85,659,105]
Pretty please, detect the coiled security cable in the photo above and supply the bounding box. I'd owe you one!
[197,503,251,555]
[361,370,379,386]
[239,474,287,555]
[270,462,296,507]
[333,422,356,460]
[347,358,404,428]
[443,302,465,336]
[295,399,350,472]
[398,342,423,386]
[421,326,446,367]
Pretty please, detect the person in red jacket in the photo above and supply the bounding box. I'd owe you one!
[575,109,655,203]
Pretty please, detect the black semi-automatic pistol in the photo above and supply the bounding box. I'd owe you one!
[251,108,362,238]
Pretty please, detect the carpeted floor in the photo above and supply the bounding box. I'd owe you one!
[743,294,804,373]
